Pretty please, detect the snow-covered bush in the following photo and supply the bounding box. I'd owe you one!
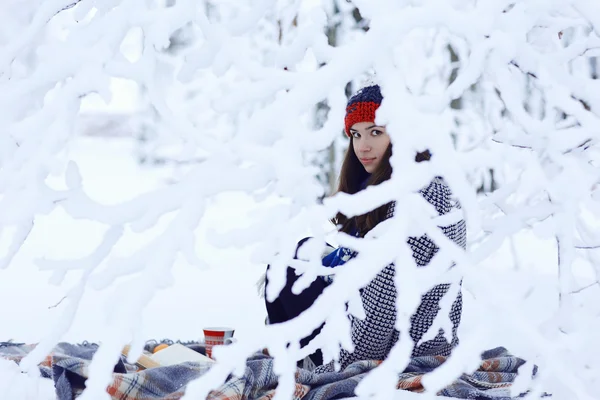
[1,0,600,399]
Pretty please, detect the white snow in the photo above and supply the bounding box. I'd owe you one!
[0,357,55,400]
[2,0,600,399]
[0,138,267,345]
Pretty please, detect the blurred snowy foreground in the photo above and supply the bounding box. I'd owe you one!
[0,137,598,399]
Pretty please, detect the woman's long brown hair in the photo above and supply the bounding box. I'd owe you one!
[333,139,430,237]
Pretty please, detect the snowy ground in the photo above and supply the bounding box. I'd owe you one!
[0,137,598,399]
[0,137,267,345]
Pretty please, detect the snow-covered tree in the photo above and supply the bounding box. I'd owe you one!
[1,0,600,399]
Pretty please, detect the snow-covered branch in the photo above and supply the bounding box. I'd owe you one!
[1,0,600,398]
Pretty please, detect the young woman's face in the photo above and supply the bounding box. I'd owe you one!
[349,122,390,173]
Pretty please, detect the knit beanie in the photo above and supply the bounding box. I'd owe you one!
[344,85,383,137]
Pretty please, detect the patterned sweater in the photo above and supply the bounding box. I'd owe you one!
[316,177,467,372]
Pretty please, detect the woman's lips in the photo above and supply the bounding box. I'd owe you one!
[360,158,376,165]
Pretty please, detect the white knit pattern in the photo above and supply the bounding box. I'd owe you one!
[316,177,467,372]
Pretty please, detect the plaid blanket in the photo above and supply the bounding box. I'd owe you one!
[0,342,539,400]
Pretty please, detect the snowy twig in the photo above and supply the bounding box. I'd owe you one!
[47,296,67,309]
[569,281,600,295]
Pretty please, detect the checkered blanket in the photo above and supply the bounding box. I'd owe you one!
[0,342,537,399]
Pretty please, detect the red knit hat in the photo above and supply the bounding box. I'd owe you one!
[344,85,383,137]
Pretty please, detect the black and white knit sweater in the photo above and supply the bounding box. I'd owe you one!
[316,177,467,373]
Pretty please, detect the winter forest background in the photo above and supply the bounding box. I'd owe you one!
[1,0,600,399]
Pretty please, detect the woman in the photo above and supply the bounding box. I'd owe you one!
[265,84,467,372]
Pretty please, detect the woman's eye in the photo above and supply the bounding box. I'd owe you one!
[352,132,360,138]
[371,129,383,136]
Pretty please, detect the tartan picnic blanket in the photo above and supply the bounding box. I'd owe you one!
[0,341,539,400]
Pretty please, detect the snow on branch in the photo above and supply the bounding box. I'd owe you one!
[1,0,599,398]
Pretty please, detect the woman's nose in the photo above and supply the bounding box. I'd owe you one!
[359,139,371,152]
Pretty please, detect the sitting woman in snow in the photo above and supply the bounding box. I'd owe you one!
[264,84,467,372]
